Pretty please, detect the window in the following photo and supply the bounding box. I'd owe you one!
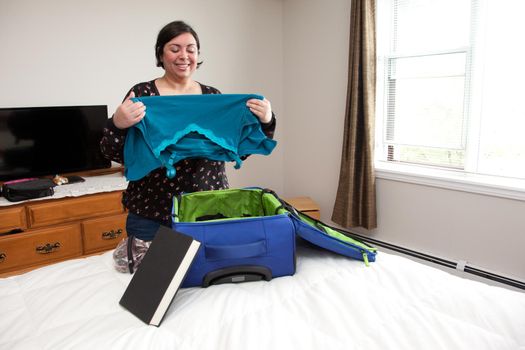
[376,0,525,185]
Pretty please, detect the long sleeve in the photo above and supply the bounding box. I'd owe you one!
[260,112,277,139]
[100,116,128,164]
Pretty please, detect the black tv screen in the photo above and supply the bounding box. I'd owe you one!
[0,105,111,181]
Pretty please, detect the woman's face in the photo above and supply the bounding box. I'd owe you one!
[161,32,198,80]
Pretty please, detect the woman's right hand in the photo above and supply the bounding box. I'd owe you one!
[113,91,146,129]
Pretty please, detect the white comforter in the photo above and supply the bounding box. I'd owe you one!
[1,245,524,350]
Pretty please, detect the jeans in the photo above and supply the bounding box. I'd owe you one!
[126,213,163,241]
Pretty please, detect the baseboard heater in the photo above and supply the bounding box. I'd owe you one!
[339,229,525,291]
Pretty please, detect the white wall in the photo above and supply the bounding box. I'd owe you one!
[282,0,350,214]
[0,0,284,192]
[372,180,525,281]
[282,0,525,282]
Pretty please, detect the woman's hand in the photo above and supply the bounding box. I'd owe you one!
[113,91,146,129]
[247,98,272,124]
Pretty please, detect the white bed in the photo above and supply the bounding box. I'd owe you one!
[1,243,524,350]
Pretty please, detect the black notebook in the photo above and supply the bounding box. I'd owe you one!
[119,226,201,326]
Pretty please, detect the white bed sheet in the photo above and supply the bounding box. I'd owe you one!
[1,245,524,350]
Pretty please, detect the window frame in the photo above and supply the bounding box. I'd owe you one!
[374,0,525,201]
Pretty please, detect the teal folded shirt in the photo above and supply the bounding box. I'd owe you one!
[124,94,277,181]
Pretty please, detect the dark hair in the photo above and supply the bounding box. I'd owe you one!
[155,21,203,69]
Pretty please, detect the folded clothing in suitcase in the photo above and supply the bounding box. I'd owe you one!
[172,188,377,288]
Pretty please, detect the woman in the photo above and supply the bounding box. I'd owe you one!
[100,20,276,241]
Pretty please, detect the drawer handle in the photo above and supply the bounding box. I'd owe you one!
[0,252,6,263]
[36,242,61,254]
[102,228,123,240]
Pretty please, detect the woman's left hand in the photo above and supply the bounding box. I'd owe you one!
[247,98,272,124]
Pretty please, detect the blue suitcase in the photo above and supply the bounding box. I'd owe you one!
[172,188,296,287]
[172,188,376,288]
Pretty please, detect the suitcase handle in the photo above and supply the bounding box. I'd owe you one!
[203,265,272,287]
[205,240,266,260]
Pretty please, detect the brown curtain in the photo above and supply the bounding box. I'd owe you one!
[331,0,377,230]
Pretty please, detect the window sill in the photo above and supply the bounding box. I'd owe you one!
[375,161,525,201]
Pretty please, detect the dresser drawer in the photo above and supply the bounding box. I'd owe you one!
[27,192,124,228]
[82,213,128,254]
[0,206,27,234]
[0,224,82,273]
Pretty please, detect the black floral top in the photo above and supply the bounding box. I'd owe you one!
[100,80,276,225]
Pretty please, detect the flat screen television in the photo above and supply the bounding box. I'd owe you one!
[0,105,111,182]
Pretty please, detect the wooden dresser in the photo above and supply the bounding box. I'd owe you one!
[0,191,127,277]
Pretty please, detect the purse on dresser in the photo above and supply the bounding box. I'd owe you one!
[1,178,56,202]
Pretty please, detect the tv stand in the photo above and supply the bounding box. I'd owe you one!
[0,171,128,277]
